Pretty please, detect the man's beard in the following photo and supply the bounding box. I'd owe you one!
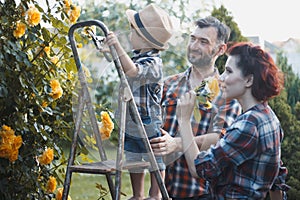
[187,48,216,68]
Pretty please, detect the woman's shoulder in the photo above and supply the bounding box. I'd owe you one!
[237,103,275,126]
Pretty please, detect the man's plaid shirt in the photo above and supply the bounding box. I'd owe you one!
[161,66,241,198]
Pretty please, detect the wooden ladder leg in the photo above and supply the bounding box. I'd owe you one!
[114,91,128,200]
[84,77,116,200]
[105,173,116,200]
[62,167,73,200]
[128,100,169,200]
[62,92,85,200]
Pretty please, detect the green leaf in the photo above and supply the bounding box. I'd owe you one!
[56,36,68,46]
[193,105,201,123]
[43,107,53,115]
[196,95,207,104]
[44,85,52,94]
[0,84,8,97]
[41,27,51,41]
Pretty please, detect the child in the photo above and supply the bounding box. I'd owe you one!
[104,4,173,200]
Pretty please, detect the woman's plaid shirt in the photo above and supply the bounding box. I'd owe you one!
[194,103,287,199]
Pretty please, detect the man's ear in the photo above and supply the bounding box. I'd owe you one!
[245,74,254,88]
[217,43,227,56]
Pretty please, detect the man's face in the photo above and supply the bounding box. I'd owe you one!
[187,26,219,68]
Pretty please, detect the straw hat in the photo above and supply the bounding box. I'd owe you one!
[126,4,173,50]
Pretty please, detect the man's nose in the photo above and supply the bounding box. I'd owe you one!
[190,40,200,50]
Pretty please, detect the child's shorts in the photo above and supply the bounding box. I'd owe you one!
[124,134,165,172]
[124,115,165,172]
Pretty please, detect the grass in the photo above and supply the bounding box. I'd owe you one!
[68,171,150,200]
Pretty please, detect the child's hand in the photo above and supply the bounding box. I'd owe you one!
[100,31,121,53]
[105,32,119,46]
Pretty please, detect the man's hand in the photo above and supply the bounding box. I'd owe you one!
[150,128,181,156]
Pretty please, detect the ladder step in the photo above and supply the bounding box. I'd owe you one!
[69,160,150,174]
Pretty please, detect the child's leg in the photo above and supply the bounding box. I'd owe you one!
[148,170,165,200]
[124,136,146,200]
[129,172,145,200]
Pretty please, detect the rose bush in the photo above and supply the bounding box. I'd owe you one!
[0,0,82,199]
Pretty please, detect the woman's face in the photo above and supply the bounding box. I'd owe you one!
[219,55,248,100]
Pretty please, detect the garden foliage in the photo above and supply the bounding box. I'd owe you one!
[0,0,81,199]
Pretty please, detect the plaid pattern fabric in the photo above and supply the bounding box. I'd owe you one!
[129,49,163,116]
[125,50,163,135]
[161,67,241,198]
[194,103,286,199]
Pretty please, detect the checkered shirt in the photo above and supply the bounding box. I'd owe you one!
[161,66,241,198]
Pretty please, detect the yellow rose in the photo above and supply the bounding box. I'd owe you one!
[69,5,81,23]
[2,125,12,132]
[0,125,23,162]
[26,6,41,26]
[44,46,51,57]
[9,150,18,162]
[50,56,60,67]
[0,143,10,157]
[50,80,63,100]
[13,135,23,149]
[56,187,72,200]
[98,111,114,140]
[63,0,71,8]
[76,43,83,48]
[38,148,54,165]
[13,21,26,38]
[47,176,57,193]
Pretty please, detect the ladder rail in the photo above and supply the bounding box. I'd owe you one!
[62,89,85,199]
[64,20,116,200]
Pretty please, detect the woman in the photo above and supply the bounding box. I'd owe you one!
[176,42,288,199]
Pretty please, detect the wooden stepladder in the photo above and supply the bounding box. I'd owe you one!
[62,20,169,200]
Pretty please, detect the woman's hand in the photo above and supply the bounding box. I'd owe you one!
[176,90,197,124]
[176,91,200,177]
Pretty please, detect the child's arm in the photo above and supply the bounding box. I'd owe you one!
[105,32,138,77]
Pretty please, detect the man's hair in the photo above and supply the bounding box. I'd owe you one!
[195,16,231,44]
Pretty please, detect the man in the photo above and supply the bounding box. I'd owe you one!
[150,16,241,199]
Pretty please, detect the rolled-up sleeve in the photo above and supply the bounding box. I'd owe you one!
[271,161,290,191]
[135,57,162,83]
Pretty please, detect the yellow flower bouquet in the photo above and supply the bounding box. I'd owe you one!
[193,76,220,122]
